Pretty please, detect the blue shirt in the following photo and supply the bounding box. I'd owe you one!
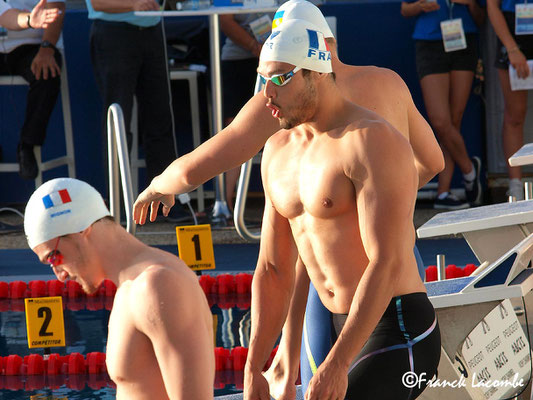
[408,0,485,40]
[502,0,526,13]
[85,0,160,27]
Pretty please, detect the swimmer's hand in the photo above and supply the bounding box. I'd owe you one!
[305,360,348,400]
[244,369,271,400]
[263,358,297,400]
[133,186,175,225]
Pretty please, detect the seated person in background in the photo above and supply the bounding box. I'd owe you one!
[244,19,440,400]
[24,178,215,400]
[0,0,65,180]
[0,0,59,30]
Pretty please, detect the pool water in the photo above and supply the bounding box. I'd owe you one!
[0,295,252,398]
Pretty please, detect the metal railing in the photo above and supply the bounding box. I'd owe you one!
[233,76,263,242]
[107,104,136,235]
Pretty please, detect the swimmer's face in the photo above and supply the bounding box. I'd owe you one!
[34,234,102,295]
[258,61,318,129]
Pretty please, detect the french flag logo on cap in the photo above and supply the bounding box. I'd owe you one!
[307,29,331,61]
[42,189,72,209]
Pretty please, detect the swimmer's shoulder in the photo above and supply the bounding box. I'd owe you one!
[342,65,410,97]
[263,128,292,154]
[131,253,200,300]
[345,111,408,150]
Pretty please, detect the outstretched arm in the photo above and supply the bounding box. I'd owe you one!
[133,92,280,224]
[264,258,310,400]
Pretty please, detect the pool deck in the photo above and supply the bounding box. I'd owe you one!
[0,202,479,278]
[0,202,450,250]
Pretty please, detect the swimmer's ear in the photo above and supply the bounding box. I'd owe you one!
[80,224,93,237]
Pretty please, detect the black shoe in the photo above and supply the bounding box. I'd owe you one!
[464,156,482,206]
[17,143,38,180]
[434,193,470,210]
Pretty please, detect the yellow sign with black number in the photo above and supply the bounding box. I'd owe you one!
[176,224,216,270]
[25,296,65,349]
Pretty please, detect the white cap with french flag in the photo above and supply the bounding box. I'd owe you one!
[24,178,111,249]
[260,19,332,74]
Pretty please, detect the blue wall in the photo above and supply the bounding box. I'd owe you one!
[0,2,484,204]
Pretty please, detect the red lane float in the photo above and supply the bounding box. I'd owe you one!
[425,264,478,282]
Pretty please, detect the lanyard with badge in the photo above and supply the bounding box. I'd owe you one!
[516,1,533,35]
[440,0,468,52]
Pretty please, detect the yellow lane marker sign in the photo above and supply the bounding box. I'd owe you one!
[25,296,65,349]
[176,224,216,270]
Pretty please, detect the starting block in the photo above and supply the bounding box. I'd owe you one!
[418,200,533,266]
[418,202,533,399]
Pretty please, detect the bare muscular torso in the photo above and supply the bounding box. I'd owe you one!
[106,282,168,399]
[105,250,214,399]
[262,104,425,314]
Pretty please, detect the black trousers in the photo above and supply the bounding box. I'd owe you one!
[89,19,177,183]
[0,44,62,146]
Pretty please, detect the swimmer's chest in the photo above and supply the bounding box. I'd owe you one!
[106,289,159,383]
[266,142,356,220]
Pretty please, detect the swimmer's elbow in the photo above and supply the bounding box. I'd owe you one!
[432,151,445,174]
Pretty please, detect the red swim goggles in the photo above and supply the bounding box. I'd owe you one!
[45,237,63,268]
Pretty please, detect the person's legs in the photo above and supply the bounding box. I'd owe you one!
[420,73,473,175]
[498,68,527,194]
[420,73,469,209]
[90,21,141,161]
[449,68,481,205]
[137,23,177,183]
[5,44,62,179]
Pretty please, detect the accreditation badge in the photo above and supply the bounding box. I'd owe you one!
[249,15,273,43]
[441,18,467,52]
[516,4,533,35]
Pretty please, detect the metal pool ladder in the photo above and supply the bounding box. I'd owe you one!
[233,76,263,242]
[107,103,136,235]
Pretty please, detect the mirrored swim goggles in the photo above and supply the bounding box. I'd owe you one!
[259,66,301,87]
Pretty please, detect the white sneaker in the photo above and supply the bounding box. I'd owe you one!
[507,179,524,201]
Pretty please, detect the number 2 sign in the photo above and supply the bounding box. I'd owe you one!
[176,224,216,271]
[25,296,65,348]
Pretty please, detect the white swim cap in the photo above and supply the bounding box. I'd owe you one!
[24,178,111,248]
[260,19,332,74]
[273,0,334,39]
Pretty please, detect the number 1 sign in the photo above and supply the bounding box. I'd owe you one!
[176,224,216,271]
